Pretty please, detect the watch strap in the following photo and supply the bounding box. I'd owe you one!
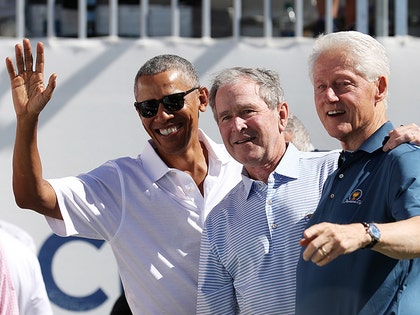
[361,222,379,248]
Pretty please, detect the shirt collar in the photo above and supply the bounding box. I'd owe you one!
[273,143,300,179]
[357,121,394,153]
[141,129,229,182]
[242,143,301,197]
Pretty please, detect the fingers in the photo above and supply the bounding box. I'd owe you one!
[300,224,330,262]
[301,237,333,266]
[301,223,368,266]
[23,38,34,73]
[319,246,328,257]
[300,223,364,266]
[384,123,420,151]
[302,238,338,267]
[314,245,332,266]
[406,123,420,145]
[15,42,24,74]
[45,73,58,100]
[35,41,45,74]
[6,38,56,116]
[8,39,44,76]
[5,57,16,81]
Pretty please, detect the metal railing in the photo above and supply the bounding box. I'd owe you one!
[7,0,412,39]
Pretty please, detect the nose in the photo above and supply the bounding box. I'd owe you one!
[327,87,338,102]
[154,102,173,122]
[233,116,247,132]
[325,87,339,103]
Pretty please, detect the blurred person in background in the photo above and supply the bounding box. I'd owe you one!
[0,220,53,315]
[284,113,315,151]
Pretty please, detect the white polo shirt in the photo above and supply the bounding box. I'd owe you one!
[46,130,243,315]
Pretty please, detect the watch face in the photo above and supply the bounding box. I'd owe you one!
[369,224,381,239]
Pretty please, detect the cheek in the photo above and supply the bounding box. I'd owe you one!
[314,101,324,118]
[313,92,322,106]
[218,125,231,144]
[141,117,153,132]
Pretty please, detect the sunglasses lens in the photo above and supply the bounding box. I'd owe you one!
[162,93,185,111]
[138,100,159,118]
[135,88,197,118]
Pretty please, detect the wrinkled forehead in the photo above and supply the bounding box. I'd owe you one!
[217,79,260,101]
[313,51,359,77]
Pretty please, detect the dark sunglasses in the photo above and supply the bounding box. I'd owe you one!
[134,87,200,118]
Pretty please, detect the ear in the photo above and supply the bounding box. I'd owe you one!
[277,102,289,131]
[198,87,209,113]
[375,75,387,103]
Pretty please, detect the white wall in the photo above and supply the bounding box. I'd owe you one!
[0,35,419,314]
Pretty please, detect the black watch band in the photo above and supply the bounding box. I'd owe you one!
[361,222,381,248]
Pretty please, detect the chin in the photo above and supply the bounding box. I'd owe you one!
[323,127,340,138]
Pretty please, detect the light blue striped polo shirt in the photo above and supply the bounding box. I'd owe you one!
[197,144,339,315]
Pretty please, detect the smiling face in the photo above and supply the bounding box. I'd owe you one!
[215,78,288,179]
[135,70,207,159]
[313,51,387,151]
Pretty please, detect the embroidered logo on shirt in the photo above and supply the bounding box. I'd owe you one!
[345,189,363,204]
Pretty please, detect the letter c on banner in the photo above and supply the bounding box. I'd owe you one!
[38,234,107,311]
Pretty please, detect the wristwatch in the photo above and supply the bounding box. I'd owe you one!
[361,222,381,248]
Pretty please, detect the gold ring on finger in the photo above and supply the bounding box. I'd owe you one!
[319,246,328,257]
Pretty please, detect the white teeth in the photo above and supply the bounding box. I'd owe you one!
[160,126,179,135]
[327,110,345,115]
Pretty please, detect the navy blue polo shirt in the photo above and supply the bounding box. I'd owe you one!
[296,121,420,315]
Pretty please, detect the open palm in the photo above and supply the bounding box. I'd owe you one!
[6,39,56,117]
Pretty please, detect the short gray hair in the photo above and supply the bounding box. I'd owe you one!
[308,31,390,107]
[208,67,285,122]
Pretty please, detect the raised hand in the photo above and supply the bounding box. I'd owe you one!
[7,39,61,219]
[5,38,56,118]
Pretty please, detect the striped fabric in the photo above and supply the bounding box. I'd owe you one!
[197,144,339,314]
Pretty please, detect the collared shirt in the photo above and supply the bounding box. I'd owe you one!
[197,144,339,315]
[46,129,243,315]
[296,122,420,315]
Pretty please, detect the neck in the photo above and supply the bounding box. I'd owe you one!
[246,155,284,184]
[162,141,209,196]
[341,118,387,151]
[247,168,272,184]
